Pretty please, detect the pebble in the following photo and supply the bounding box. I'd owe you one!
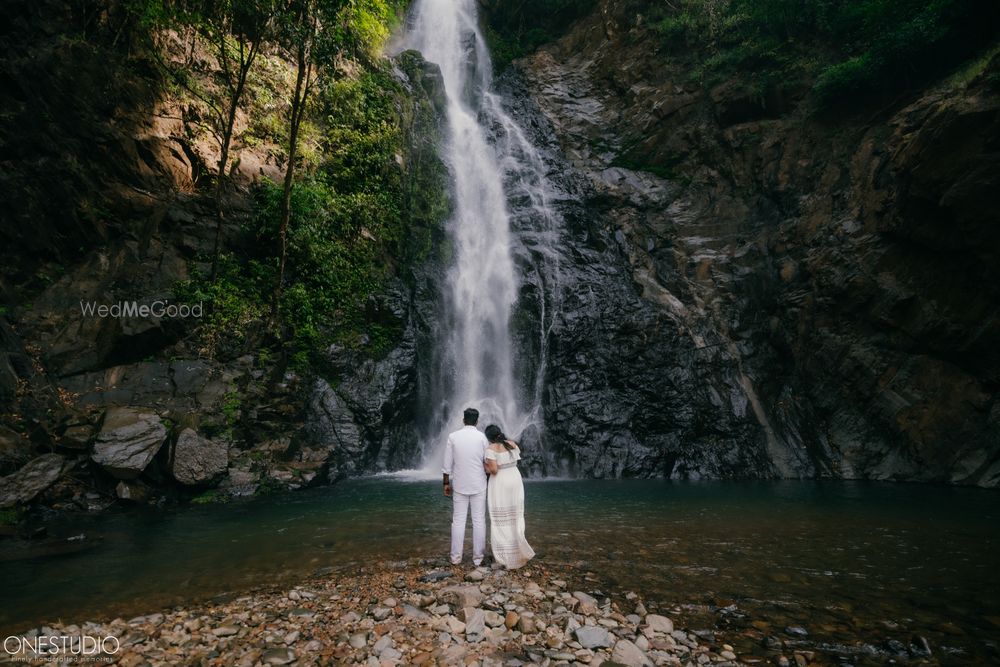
[6,560,753,667]
[573,591,599,613]
[261,648,295,665]
[463,608,486,636]
[645,613,674,634]
[612,638,653,666]
[484,610,504,627]
[575,624,613,649]
[517,612,535,634]
[372,635,392,653]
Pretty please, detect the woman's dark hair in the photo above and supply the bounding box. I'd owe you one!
[484,424,514,450]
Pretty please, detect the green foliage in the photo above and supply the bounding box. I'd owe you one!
[336,0,408,56]
[484,0,600,70]
[174,254,272,356]
[137,0,448,372]
[649,0,1000,107]
[813,54,873,101]
[191,489,230,504]
[253,177,383,352]
[222,390,242,426]
[0,508,22,526]
[177,60,446,368]
[257,476,287,494]
[947,42,1000,88]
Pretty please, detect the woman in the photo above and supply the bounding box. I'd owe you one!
[483,424,535,569]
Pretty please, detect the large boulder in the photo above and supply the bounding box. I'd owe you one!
[0,453,67,508]
[91,407,167,479]
[171,428,228,485]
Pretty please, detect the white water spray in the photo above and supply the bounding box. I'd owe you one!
[400,0,563,473]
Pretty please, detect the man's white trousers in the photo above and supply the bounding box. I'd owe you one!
[450,489,486,565]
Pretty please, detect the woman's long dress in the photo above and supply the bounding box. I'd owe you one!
[486,448,535,569]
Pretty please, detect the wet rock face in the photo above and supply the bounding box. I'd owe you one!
[504,0,1000,485]
[494,70,781,480]
[301,276,435,479]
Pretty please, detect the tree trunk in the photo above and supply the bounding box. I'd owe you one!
[210,69,251,280]
[211,34,258,281]
[273,46,309,319]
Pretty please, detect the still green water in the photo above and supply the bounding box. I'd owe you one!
[2,479,997,664]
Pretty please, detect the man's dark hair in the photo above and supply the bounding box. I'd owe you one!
[463,407,479,425]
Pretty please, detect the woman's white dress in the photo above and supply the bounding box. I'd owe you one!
[486,447,535,569]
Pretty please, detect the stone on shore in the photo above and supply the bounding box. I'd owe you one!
[483,610,504,628]
[261,647,295,665]
[91,407,166,479]
[115,480,150,502]
[612,638,654,666]
[461,607,485,636]
[442,585,483,608]
[171,428,228,485]
[575,624,614,649]
[0,453,67,508]
[645,613,674,634]
[573,591,599,613]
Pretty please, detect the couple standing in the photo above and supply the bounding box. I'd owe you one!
[442,407,535,569]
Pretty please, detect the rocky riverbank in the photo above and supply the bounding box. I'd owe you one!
[2,560,768,667]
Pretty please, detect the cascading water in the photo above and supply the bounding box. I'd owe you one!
[399,0,563,473]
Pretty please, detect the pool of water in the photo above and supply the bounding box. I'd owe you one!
[2,479,998,664]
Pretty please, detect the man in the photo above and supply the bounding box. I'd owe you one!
[442,407,489,566]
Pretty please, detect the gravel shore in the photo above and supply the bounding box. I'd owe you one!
[3,559,754,666]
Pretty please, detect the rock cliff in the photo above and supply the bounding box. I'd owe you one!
[497,0,1000,485]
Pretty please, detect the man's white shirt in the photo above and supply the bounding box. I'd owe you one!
[443,425,489,495]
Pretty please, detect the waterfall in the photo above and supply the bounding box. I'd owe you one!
[400,0,563,473]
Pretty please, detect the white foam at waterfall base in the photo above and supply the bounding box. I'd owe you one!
[400,0,559,473]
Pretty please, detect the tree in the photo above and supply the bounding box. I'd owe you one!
[271,0,324,319]
[204,0,277,280]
